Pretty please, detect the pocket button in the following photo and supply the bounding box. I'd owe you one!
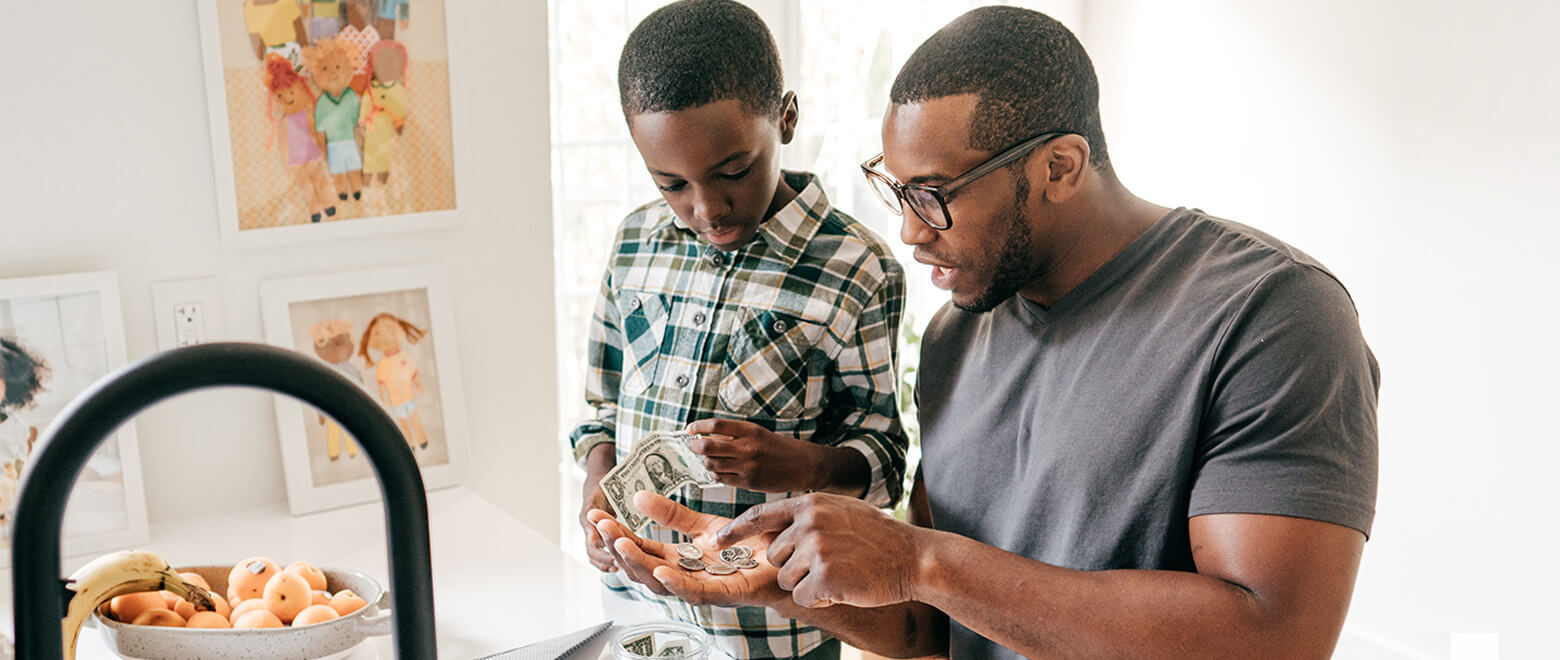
[770,319,787,334]
[692,311,707,325]
[674,374,690,388]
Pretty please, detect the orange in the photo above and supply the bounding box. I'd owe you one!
[130,608,186,627]
[291,604,340,627]
[227,557,279,602]
[186,611,231,629]
[110,592,166,623]
[328,589,368,617]
[205,590,232,618]
[179,572,212,591]
[285,561,328,591]
[159,590,180,609]
[229,598,268,622]
[263,570,312,623]
[172,598,197,620]
[226,585,241,605]
[311,590,331,606]
[233,610,283,629]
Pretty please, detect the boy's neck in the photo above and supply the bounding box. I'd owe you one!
[762,174,799,222]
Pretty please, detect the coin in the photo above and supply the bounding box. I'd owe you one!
[735,558,759,569]
[704,562,738,576]
[676,543,704,559]
[678,557,706,571]
[718,546,752,563]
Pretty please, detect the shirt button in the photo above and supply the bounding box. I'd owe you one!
[692,311,707,325]
[629,297,641,309]
[771,319,787,334]
[709,253,728,267]
[674,374,690,388]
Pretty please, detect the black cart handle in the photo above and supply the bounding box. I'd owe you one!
[9,342,438,659]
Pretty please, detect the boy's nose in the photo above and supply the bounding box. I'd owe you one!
[691,186,733,226]
[900,211,937,246]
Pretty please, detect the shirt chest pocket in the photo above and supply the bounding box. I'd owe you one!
[619,291,670,396]
[719,307,826,419]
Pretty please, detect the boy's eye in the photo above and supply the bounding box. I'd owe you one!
[657,181,687,193]
[718,167,753,181]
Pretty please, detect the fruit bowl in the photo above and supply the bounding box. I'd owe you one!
[91,565,393,660]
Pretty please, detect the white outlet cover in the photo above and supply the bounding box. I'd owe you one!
[151,277,226,352]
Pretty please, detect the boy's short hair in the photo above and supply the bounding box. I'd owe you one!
[618,0,784,118]
[891,6,1111,169]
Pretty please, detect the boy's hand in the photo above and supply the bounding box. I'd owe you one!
[588,491,789,609]
[686,419,866,495]
[580,443,618,572]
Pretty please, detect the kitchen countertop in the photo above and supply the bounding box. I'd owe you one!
[0,487,623,659]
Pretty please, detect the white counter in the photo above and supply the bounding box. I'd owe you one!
[1,487,620,659]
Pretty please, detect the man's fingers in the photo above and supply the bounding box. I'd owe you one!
[596,521,670,596]
[686,418,743,436]
[715,499,800,546]
[791,573,836,609]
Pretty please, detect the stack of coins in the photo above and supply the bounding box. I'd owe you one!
[676,543,759,574]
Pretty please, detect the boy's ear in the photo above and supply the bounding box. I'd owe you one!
[778,91,798,144]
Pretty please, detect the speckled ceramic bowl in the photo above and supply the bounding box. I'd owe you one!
[91,565,393,660]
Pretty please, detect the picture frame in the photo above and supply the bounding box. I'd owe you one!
[260,265,469,514]
[0,271,150,566]
[196,0,468,248]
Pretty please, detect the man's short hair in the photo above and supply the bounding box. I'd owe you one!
[618,0,784,118]
[890,7,1110,169]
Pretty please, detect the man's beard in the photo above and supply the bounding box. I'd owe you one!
[954,174,1037,314]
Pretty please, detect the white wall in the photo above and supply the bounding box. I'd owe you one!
[0,1,561,543]
[1081,1,1559,657]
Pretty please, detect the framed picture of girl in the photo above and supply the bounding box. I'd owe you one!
[259,265,469,514]
[0,271,150,566]
[197,0,467,248]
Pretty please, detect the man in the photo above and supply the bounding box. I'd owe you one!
[591,6,1379,658]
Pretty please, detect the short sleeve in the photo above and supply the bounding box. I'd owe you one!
[1190,264,1380,537]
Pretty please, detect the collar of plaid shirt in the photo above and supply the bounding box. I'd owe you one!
[648,171,826,268]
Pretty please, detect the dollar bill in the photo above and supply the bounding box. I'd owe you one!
[600,431,719,532]
[656,640,692,656]
[621,631,656,656]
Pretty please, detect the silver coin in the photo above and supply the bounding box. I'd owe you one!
[677,557,706,571]
[676,543,704,559]
[704,562,738,576]
[735,558,760,569]
[718,546,752,563]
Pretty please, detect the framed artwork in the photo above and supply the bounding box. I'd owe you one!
[197,0,466,248]
[260,265,469,514]
[0,272,150,566]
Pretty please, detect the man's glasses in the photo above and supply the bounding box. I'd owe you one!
[860,132,1069,230]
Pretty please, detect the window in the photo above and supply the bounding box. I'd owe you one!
[548,0,1077,547]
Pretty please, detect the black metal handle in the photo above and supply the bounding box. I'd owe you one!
[9,342,438,659]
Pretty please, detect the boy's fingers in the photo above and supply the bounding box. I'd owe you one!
[688,434,737,457]
[635,491,714,536]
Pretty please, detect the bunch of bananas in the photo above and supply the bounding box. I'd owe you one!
[59,550,210,659]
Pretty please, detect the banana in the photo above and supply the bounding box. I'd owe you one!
[61,550,211,660]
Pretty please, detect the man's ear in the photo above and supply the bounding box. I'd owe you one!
[1033,133,1090,203]
[778,91,799,144]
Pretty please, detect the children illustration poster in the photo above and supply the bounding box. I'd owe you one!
[0,272,149,565]
[199,1,461,247]
[260,266,468,514]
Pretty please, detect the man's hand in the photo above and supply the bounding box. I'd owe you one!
[580,443,618,572]
[587,491,789,608]
[716,493,924,609]
[685,419,865,494]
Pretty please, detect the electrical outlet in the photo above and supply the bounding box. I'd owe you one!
[152,278,225,352]
[173,302,206,347]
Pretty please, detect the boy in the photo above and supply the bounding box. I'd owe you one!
[569,1,908,657]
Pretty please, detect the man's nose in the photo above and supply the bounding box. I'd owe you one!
[900,208,937,246]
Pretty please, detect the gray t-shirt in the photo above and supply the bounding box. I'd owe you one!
[916,208,1379,658]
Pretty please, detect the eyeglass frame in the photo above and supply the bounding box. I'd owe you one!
[860,131,1070,230]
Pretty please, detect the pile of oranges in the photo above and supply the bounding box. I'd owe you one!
[105,557,368,629]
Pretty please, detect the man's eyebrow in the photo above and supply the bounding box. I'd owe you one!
[649,151,752,179]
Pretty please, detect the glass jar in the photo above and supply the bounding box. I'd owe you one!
[609,621,710,659]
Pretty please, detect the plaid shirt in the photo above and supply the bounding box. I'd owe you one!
[571,172,908,658]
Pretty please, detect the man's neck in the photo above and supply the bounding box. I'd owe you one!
[1018,180,1167,309]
